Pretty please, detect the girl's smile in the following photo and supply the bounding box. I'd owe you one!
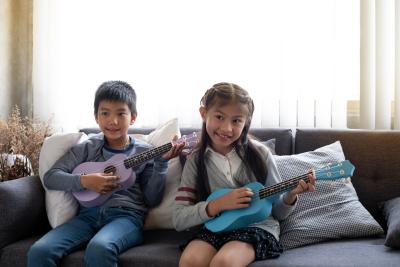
[214,132,233,141]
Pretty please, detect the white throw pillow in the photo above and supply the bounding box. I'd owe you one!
[144,156,183,229]
[133,118,185,229]
[138,118,180,146]
[39,132,88,228]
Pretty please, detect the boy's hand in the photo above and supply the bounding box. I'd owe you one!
[162,135,185,160]
[206,187,253,217]
[80,172,120,194]
[284,170,316,205]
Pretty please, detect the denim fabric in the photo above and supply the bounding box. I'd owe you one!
[27,206,144,267]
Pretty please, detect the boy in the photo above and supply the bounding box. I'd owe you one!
[28,81,184,267]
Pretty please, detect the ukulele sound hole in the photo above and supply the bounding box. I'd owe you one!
[104,166,116,174]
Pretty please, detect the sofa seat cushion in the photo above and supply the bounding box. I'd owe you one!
[0,230,193,267]
[59,230,193,267]
[250,237,395,267]
[3,234,398,267]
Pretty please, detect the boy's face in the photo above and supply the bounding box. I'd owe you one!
[95,100,136,148]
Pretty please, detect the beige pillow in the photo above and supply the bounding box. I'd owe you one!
[144,156,182,229]
[136,118,180,146]
[39,132,88,228]
[133,118,184,229]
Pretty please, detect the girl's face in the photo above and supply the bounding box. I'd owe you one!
[95,100,136,148]
[200,101,248,155]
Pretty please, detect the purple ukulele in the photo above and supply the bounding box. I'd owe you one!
[72,132,199,207]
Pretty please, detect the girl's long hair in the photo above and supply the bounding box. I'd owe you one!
[196,82,268,201]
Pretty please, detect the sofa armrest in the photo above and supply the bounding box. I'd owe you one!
[0,175,48,249]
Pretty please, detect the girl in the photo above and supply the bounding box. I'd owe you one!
[173,82,316,267]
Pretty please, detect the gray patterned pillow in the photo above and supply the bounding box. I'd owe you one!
[274,141,384,250]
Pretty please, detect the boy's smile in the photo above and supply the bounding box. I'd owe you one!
[95,100,136,149]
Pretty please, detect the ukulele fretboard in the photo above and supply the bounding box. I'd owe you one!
[258,174,312,199]
[123,143,172,168]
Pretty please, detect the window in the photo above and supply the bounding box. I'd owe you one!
[33,0,360,131]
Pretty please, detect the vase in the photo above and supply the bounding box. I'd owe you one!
[0,153,33,181]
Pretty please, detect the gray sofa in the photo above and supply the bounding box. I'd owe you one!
[1,128,400,267]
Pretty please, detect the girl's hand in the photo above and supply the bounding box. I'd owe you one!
[80,172,120,194]
[206,187,253,217]
[284,170,316,205]
[162,135,185,160]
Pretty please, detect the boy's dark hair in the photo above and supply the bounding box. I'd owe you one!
[94,81,137,115]
[196,82,267,201]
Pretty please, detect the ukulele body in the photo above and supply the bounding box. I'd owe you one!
[72,153,136,207]
[205,182,279,233]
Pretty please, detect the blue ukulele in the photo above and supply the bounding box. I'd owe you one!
[205,160,355,233]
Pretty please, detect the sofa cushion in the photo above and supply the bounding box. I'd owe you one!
[0,230,193,267]
[1,234,396,267]
[136,118,180,147]
[0,176,47,249]
[250,237,395,267]
[275,141,384,249]
[382,196,400,248]
[248,128,292,155]
[262,139,276,154]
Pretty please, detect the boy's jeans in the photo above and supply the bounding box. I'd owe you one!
[27,206,144,267]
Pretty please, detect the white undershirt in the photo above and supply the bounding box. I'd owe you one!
[205,146,242,184]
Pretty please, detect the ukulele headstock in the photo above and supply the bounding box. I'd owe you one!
[173,132,200,149]
[315,160,355,180]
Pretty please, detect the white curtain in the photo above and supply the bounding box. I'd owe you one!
[397,0,400,129]
[33,0,359,132]
[360,0,400,130]
[0,0,33,119]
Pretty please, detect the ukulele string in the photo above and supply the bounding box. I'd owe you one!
[258,168,343,198]
[258,163,340,196]
[95,143,172,174]
[257,172,311,198]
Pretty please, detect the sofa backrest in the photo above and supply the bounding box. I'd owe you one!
[79,127,294,155]
[180,128,294,156]
[295,128,400,226]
